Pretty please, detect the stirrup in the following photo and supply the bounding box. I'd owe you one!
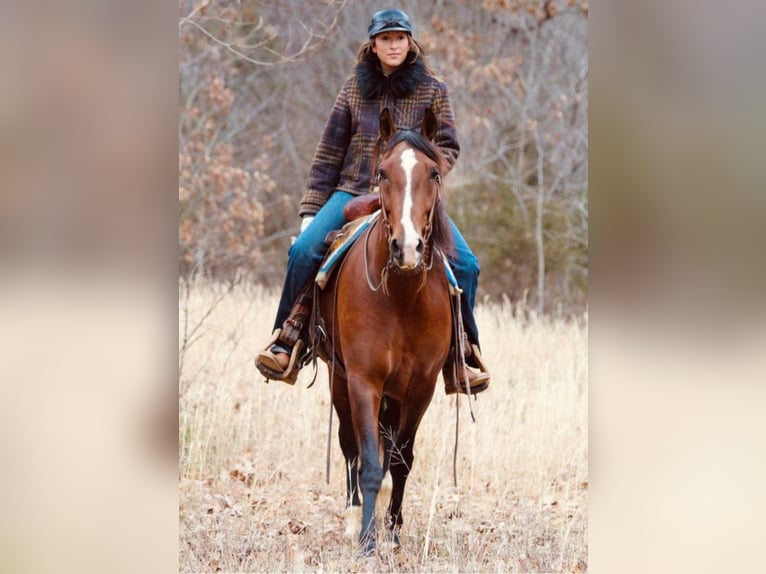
[254,329,304,385]
[444,366,490,396]
[443,344,491,395]
[469,344,489,373]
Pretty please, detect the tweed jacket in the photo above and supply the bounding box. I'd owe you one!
[299,54,460,217]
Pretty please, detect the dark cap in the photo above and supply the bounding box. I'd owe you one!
[367,9,413,38]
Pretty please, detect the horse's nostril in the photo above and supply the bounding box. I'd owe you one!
[390,238,401,258]
[416,239,424,255]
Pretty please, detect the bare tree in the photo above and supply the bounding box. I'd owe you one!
[421,3,587,312]
[179,0,588,312]
[179,0,350,283]
[179,0,349,66]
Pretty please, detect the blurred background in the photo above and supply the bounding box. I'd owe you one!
[1,0,766,572]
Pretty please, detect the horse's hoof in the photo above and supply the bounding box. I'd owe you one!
[380,530,401,553]
[358,531,376,557]
[392,530,401,549]
[357,540,376,558]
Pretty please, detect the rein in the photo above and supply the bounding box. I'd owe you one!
[363,217,392,293]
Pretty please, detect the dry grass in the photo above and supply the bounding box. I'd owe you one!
[179,283,588,573]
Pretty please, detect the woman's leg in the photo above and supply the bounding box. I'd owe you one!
[441,217,489,393]
[445,217,481,348]
[272,191,354,331]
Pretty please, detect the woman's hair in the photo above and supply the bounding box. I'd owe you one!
[356,36,435,76]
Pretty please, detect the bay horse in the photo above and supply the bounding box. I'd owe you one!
[315,107,455,555]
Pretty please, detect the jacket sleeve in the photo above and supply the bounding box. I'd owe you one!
[431,81,460,173]
[300,81,353,217]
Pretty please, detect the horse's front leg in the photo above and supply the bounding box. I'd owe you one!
[387,430,414,546]
[387,384,435,547]
[378,399,400,541]
[348,378,383,556]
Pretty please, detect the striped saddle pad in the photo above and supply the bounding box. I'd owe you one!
[315,210,460,295]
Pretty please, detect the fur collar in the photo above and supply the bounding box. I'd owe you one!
[356,53,427,100]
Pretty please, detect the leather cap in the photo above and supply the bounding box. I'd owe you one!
[368,9,413,38]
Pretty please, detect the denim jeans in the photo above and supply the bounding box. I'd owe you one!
[273,191,481,347]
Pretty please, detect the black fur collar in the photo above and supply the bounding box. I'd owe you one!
[356,53,427,100]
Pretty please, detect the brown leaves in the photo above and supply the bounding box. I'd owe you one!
[229,468,254,488]
[286,519,309,535]
[481,0,588,21]
[178,89,274,279]
[477,519,496,533]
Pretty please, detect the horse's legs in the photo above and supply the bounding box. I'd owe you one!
[331,374,362,537]
[340,419,362,538]
[387,431,414,545]
[387,402,430,545]
[379,399,400,477]
[379,399,400,539]
[342,450,361,507]
[348,381,383,555]
[340,428,362,539]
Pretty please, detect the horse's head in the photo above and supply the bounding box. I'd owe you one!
[377,108,452,270]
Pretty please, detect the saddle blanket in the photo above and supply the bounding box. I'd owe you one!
[315,210,461,295]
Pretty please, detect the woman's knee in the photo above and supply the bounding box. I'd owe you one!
[288,233,326,267]
[463,251,480,276]
[451,249,480,279]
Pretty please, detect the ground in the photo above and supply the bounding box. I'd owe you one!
[179,284,588,572]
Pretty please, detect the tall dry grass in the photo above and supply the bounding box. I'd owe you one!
[179,283,587,573]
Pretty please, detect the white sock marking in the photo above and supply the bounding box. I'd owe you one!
[344,505,362,539]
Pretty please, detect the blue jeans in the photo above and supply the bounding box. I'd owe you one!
[273,191,482,347]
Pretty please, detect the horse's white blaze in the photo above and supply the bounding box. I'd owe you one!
[399,148,420,267]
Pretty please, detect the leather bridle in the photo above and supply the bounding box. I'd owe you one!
[366,163,442,292]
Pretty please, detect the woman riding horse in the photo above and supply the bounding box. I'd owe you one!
[315,107,459,554]
[255,8,490,393]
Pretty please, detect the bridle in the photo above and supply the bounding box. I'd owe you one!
[364,157,442,294]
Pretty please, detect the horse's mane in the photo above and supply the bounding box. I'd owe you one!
[382,129,455,257]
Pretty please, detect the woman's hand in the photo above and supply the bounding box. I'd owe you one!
[300,216,315,233]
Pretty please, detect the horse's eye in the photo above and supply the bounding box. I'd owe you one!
[377,170,388,182]
[431,171,441,184]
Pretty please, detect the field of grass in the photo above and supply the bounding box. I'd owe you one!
[179,283,588,572]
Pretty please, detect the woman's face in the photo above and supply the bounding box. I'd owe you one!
[372,31,410,74]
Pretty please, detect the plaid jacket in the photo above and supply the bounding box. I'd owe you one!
[299,56,460,217]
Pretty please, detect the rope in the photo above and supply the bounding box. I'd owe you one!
[363,219,390,293]
[454,291,476,424]
[325,366,334,485]
[453,391,459,487]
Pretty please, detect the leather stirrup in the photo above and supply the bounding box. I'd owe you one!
[255,329,304,385]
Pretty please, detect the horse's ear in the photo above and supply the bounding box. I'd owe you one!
[421,108,438,141]
[379,108,396,142]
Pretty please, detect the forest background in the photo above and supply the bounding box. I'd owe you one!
[179,0,588,315]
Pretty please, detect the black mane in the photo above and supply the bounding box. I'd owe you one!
[383,129,441,165]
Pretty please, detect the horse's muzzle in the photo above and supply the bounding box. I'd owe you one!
[390,236,424,269]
